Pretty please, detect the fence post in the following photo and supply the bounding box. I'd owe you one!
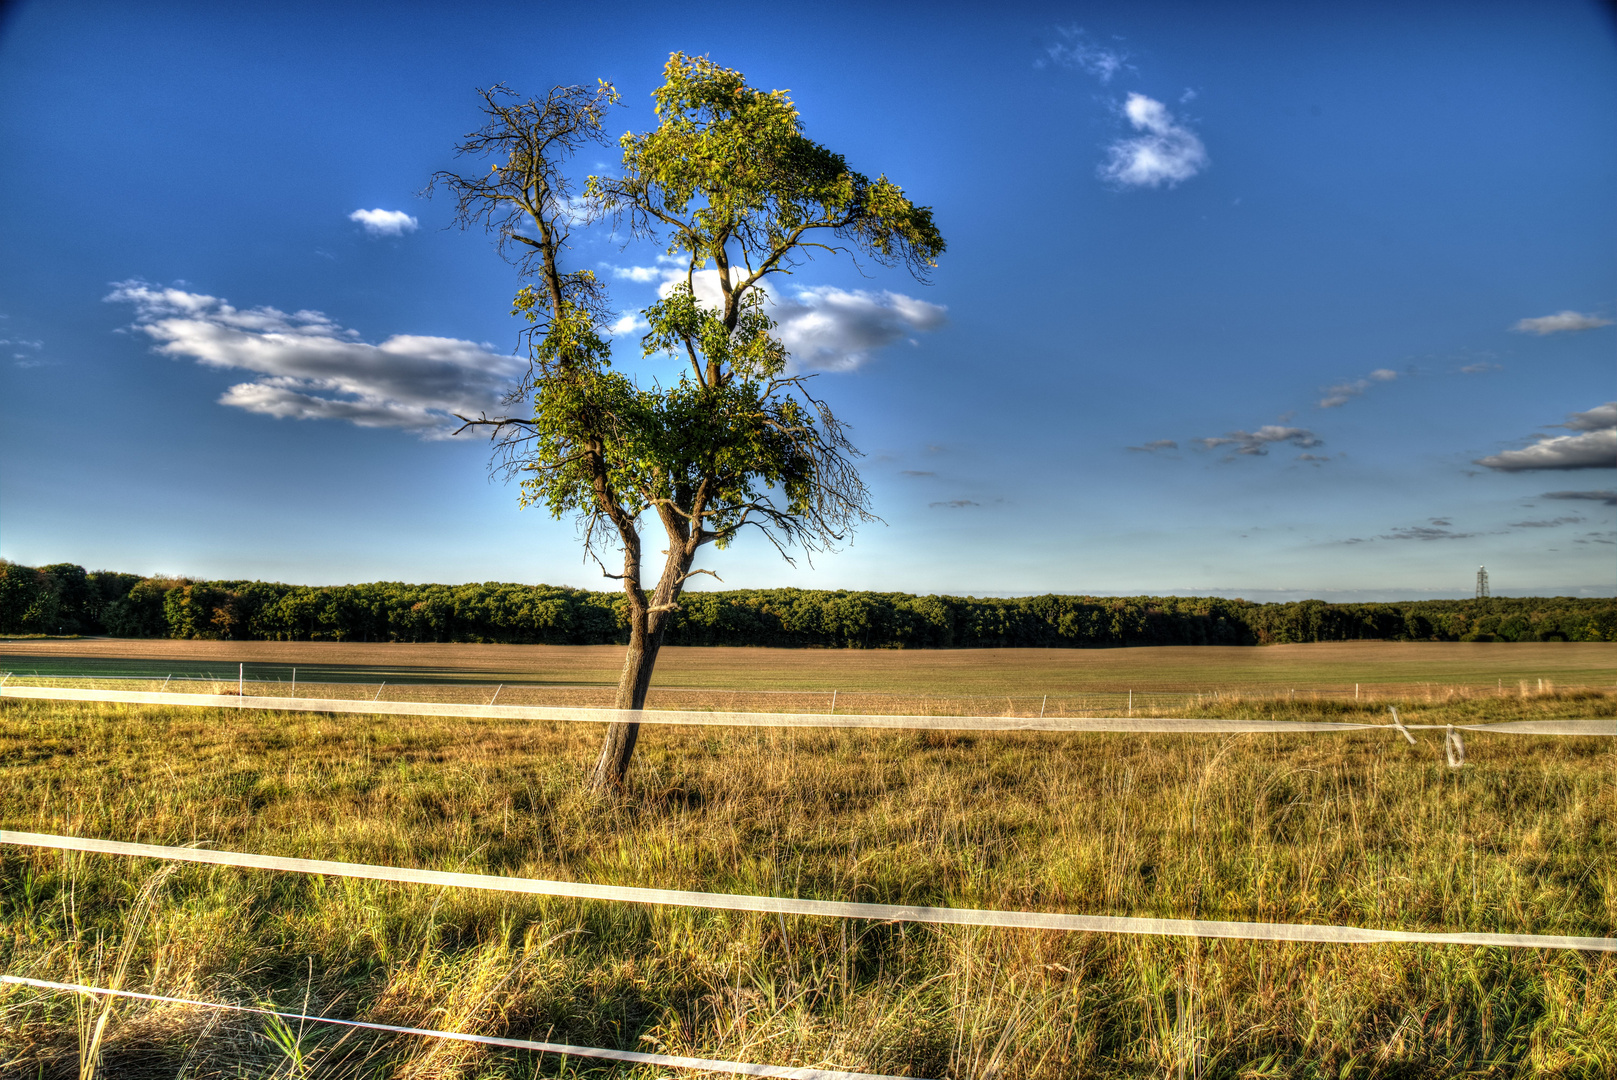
[239,663,244,698]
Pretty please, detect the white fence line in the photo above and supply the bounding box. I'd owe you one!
[0,975,913,1080]
[5,831,1612,951]
[3,685,1612,735]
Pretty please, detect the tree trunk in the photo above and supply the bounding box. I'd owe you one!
[589,538,696,792]
[589,620,658,790]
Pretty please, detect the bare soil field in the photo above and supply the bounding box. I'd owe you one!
[3,637,1613,696]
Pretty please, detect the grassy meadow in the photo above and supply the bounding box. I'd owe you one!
[0,644,1614,1078]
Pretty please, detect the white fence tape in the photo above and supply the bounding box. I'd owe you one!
[0,974,913,1080]
[4,831,1611,951]
[3,686,1612,736]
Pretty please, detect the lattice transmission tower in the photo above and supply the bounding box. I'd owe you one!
[1476,565,1490,598]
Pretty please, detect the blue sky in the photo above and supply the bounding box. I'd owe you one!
[1,0,1613,600]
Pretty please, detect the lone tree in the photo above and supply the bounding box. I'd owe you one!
[433,54,944,791]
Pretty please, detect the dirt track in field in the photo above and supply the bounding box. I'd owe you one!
[2,637,1612,695]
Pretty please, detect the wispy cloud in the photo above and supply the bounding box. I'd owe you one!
[348,208,419,237]
[1127,439,1178,453]
[1336,517,1483,545]
[1475,402,1617,472]
[1099,94,1208,189]
[930,499,980,509]
[1318,367,1398,409]
[1040,26,1130,82]
[1381,523,1478,542]
[1541,489,1617,507]
[900,470,936,477]
[1511,310,1611,335]
[106,281,521,438]
[1459,361,1501,374]
[1507,516,1582,528]
[1194,425,1321,458]
[617,266,948,372]
[3,336,45,367]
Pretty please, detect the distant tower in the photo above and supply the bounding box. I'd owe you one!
[1476,565,1490,599]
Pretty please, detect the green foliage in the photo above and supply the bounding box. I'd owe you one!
[11,560,1612,647]
[0,561,146,635]
[100,577,177,638]
[609,53,943,281]
[441,57,946,600]
[0,562,58,634]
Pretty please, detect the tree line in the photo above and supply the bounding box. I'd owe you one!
[3,560,1613,646]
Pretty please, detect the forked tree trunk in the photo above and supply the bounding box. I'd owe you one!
[589,539,696,791]
[589,621,661,790]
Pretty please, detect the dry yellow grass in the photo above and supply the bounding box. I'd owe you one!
[0,684,1613,1078]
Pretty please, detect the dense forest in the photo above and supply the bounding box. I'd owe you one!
[2,560,1613,647]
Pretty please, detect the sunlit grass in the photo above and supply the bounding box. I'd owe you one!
[0,689,1612,1078]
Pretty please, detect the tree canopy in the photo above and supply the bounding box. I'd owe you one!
[9,561,1615,647]
[430,55,946,788]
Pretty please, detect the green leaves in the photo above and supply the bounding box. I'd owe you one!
[445,55,943,587]
[593,52,945,283]
[642,281,785,384]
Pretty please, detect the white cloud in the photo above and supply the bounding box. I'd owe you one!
[348,208,419,237]
[1318,367,1399,408]
[1475,402,1617,472]
[106,281,522,438]
[608,312,647,337]
[1195,425,1321,457]
[1042,27,1130,82]
[1099,94,1208,188]
[620,266,948,372]
[1564,402,1617,432]
[771,286,947,372]
[612,265,666,284]
[1511,310,1611,335]
[1459,361,1501,374]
